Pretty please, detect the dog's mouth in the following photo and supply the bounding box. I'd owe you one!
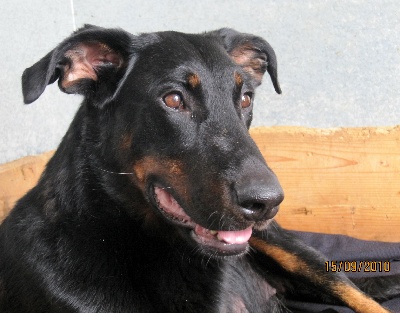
[152,186,252,255]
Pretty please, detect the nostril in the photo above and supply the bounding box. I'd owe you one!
[243,202,266,212]
[240,200,279,221]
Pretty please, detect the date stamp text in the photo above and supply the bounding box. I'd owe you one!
[325,261,390,273]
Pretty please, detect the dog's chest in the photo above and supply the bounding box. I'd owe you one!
[141,251,278,312]
[216,259,279,313]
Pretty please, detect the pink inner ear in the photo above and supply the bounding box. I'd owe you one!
[229,45,265,83]
[62,42,123,89]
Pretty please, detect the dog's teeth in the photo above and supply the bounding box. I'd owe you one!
[209,230,218,235]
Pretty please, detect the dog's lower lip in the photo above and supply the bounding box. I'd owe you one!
[152,185,194,228]
[151,185,252,253]
[190,230,248,255]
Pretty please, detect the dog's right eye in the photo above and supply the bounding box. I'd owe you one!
[240,92,252,109]
[163,93,184,110]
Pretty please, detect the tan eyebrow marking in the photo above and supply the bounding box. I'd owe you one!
[187,73,201,89]
[234,71,243,87]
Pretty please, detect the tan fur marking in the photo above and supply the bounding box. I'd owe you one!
[234,72,243,86]
[332,282,391,313]
[249,237,317,277]
[120,133,133,151]
[133,157,160,185]
[249,237,390,313]
[133,156,187,196]
[133,162,146,185]
[187,73,201,89]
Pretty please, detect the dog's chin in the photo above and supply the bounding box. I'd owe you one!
[148,185,256,257]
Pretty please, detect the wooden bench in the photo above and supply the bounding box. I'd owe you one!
[1,126,399,242]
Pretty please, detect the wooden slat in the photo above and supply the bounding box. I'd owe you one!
[0,151,54,221]
[250,126,400,242]
[0,126,399,242]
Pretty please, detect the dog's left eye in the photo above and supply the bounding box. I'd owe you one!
[240,92,252,108]
[163,93,184,110]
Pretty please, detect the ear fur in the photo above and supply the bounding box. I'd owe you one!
[22,25,133,107]
[213,28,282,94]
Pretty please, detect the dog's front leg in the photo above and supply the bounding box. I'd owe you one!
[249,221,391,313]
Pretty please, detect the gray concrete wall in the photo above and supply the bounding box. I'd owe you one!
[1,0,399,163]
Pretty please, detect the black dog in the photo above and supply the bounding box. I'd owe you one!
[0,25,393,312]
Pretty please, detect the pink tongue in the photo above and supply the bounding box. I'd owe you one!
[217,226,253,244]
[155,187,253,245]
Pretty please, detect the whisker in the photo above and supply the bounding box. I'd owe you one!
[94,166,135,175]
[219,213,228,230]
[207,211,218,222]
[205,253,214,267]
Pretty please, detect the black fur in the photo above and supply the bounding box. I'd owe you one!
[0,26,395,313]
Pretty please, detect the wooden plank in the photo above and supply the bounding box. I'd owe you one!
[0,151,54,221]
[0,126,399,242]
[250,126,400,242]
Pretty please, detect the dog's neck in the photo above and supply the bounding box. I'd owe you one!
[34,105,108,216]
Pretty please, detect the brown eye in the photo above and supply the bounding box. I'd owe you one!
[163,93,184,110]
[241,93,252,108]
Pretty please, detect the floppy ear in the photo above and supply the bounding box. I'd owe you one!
[214,28,281,94]
[22,25,132,107]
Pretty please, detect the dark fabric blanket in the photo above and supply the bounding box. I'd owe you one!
[285,231,400,313]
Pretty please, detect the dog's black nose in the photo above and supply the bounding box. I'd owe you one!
[235,170,284,222]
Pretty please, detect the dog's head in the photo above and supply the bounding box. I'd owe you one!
[23,25,284,256]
